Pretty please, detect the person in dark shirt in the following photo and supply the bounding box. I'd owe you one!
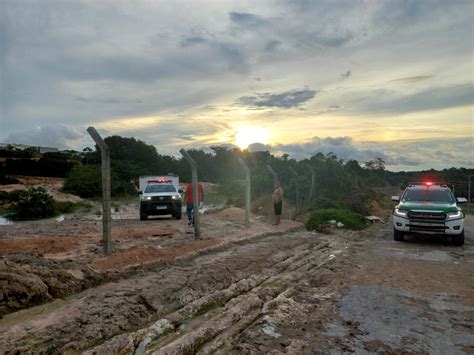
[184,182,204,225]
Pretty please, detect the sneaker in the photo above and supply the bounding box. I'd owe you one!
[187,220,192,226]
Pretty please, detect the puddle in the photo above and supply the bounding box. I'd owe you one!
[0,298,67,330]
[0,216,12,225]
[338,285,474,353]
[379,248,452,262]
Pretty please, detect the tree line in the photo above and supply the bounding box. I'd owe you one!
[1,136,472,214]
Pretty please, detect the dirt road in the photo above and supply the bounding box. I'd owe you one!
[0,215,473,353]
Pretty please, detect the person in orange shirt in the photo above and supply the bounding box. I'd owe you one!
[185,182,204,225]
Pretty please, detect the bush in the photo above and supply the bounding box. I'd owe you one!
[6,187,56,220]
[305,208,368,231]
[5,187,91,220]
[0,173,19,185]
[63,164,136,198]
[217,181,245,207]
[63,165,102,198]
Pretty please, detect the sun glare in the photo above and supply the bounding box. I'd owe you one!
[235,126,270,149]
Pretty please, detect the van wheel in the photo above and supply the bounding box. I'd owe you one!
[140,213,148,221]
[393,228,404,241]
[452,231,464,246]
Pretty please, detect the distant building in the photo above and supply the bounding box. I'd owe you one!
[0,143,59,154]
[37,146,59,154]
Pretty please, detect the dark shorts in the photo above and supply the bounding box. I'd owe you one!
[274,200,283,216]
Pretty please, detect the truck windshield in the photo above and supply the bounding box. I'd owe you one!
[145,184,176,193]
[402,189,454,203]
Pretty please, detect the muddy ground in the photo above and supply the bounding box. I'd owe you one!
[0,206,473,353]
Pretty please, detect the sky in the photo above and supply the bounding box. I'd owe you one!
[1,0,473,171]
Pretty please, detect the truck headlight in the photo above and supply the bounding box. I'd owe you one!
[142,196,152,201]
[447,211,462,220]
[172,195,180,200]
[394,208,408,218]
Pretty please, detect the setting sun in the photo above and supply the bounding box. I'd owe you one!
[235,126,270,149]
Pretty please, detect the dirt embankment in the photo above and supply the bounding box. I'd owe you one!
[0,254,103,316]
[0,229,343,353]
[0,175,83,202]
[0,208,301,317]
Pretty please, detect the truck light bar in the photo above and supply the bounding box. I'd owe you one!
[408,181,448,187]
[148,179,172,183]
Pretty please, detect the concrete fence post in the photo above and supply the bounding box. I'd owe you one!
[236,156,251,228]
[306,165,315,212]
[87,127,112,255]
[289,167,300,216]
[179,149,201,240]
[266,165,278,181]
[468,175,472,212]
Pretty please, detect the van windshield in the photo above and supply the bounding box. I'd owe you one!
[403,189,454,203]
[145,184,176,193]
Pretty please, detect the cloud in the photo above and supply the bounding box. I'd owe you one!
[365,83,474,114]
[180,36,207,47]
[346,83,474,115]
[75,96,143,104]
[244,136,471,170]
[5,124,85,149]
[230,135,473,170]
[1,0,472,172]
[229,12,266,27]
[313,32,353,47]
[272,136,391,162]
[248,142,272,152]
[265,40,281,51]
[237,89,316,109]
[340,70,351,79]
[389,75,433,83]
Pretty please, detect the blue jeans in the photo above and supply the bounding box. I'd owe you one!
[186,204,194,223]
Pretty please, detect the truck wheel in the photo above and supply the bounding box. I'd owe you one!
[140,212,148,221]
[175,211,182,220]
[393,228,404,241]
[452,231,464,246]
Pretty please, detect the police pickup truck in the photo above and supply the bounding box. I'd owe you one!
[138,176,182,221]
[392,182,467,246]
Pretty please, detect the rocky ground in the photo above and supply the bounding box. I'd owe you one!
[0,205,473,354]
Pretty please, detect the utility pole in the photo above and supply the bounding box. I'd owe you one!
[179,149,201,240]
[289,167,300,216]
[236,155,251,228]
[87,127,112,255]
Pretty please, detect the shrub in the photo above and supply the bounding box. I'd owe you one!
[63,164,136,198]
[305,208,368,231]
[6,187,56,220]
[0,173,19,185]
[217,181,245,207]
[63,165,102,198]
[5,187,91,220]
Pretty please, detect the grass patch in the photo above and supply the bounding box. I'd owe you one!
[53,200,92,214]
[306,208,368,231]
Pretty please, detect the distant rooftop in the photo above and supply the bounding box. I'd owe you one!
[0,143,59,153]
